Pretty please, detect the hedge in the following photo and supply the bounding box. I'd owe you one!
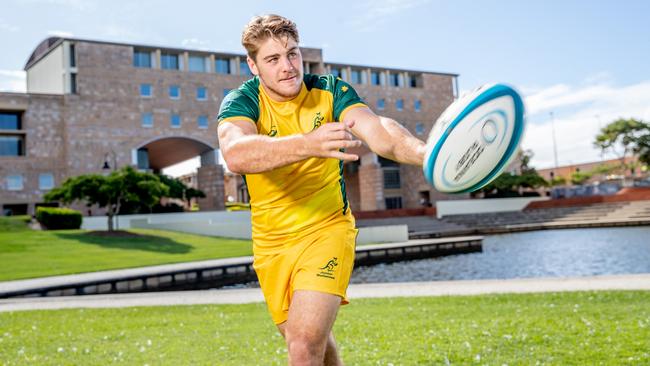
[36,207,82,230]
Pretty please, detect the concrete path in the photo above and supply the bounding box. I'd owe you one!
[1,273,648,312]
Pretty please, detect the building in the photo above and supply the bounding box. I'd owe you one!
[0,37,459,216]
[537,157,647,185]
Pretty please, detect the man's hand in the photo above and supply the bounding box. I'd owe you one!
[302,120,362,161]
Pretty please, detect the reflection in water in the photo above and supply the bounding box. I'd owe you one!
[350,227,650,284]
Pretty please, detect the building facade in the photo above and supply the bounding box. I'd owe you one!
[1,37,460,216]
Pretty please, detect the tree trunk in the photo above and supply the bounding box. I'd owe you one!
[107,205,114,232]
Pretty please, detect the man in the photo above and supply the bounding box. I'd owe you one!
[217,14,426,365]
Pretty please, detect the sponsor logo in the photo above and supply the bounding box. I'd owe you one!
[341,85,348,92]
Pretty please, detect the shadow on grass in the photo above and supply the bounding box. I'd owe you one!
[54,231,193,254]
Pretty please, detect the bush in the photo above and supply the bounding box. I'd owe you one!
[36,207,82,230]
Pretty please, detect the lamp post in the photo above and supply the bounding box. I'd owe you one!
[550,111,559,173]
[102,150,119,230]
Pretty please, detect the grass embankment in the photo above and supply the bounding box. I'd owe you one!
[0,216,252,281]
[0,291,648,365]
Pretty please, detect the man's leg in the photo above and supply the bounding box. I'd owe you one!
[278,290,343,366]
[277,324,342,366]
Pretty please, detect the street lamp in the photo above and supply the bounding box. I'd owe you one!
[550,111,559,172]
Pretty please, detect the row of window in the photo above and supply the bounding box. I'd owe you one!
[139,84,232,100]
[331,68,418,88]
[134,50,253,76]
[373,98,422,112]
[140,113,210,129]
[4,173,54,191]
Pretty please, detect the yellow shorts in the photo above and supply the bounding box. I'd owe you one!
[253,223,358,324]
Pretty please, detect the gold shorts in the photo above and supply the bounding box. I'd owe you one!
[253,223,358,324]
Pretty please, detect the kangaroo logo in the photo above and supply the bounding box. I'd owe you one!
[312,112,324,130]
[317,257,338,279]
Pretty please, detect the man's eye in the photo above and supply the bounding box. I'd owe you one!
[288,52,297,58]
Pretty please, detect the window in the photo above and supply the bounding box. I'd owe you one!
[0,112,20,129]
[390,73,399,87]
[360,71,368,84]
[0,136,24,156]
[377,98,385,110]
[140,84,152,97]
[240,61,252,76]
[383,168,401,189]
[70,73,77,94]
[170,114,181,128]
[189,55,206,72]
[330,67,341,78]
[371,71,380,85]
[39,173,54,190]
[350,70,360,84]
[396,99,404,111]
[137,148,149,170]
[196,87,207,100]
[215,58,230,74]
[414,100,421,112]
[6,175,23,191]
[169,85,180,99]
[341,69,348,81]
[410,75,418,88]
[161,53,179,70]
[133,50,152,68]
[385,197,403,210]
[198,115,209,129]
[415,122,425,135]
[69,44,76,67]
[141,113,153,128]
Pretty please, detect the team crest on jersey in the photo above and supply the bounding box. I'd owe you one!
[312,112,324,130]
[341,86,348,92]
[268,125,278,137]
[317,257,338,279]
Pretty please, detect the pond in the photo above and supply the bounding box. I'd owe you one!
[350,227,650,284]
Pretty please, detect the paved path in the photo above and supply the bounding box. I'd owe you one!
[1,273,648,312]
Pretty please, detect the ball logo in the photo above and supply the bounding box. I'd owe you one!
[423,84,525,193]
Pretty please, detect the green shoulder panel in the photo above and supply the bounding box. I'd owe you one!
[304,74,365,121]
[217,77,261,123]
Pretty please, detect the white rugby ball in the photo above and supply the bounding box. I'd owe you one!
[423,83,525,193]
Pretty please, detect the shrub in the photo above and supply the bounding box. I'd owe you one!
[36,207,82,230]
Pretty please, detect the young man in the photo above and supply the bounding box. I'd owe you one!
[217,14,426,365]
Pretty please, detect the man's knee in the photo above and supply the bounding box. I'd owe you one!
[286,328,328,359]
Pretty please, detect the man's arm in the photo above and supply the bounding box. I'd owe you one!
[344,106,426,166]
[218,120,362,174]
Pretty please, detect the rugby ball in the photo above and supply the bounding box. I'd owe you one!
[423,83,525,193]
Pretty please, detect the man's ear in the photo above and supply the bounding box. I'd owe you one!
[247,56,259,76]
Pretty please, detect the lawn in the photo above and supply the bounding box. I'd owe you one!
[0,291,648,365]
[0,216,252,281]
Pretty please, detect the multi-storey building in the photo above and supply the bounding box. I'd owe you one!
[0,36,459,216]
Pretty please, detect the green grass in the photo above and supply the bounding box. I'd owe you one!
[0,217,252,281]
[0,291,648,365]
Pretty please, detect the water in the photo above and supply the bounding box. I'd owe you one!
[350,227,650,284]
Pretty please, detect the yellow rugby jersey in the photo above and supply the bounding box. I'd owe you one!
[218,74,366,253]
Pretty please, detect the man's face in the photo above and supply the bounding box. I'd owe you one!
[248,36,303,102]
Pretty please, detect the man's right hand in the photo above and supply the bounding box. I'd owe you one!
[302,120,363,162]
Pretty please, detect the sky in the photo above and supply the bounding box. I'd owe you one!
[1,0,649,174]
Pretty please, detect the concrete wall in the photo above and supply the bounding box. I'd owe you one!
[436,197,550,218]
[82,211,407,244]
[27,44,65,94]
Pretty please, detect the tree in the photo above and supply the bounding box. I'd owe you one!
[44,166,169,232]
[594,118,650,176]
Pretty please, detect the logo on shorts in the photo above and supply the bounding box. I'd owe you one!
[317,257,338,279]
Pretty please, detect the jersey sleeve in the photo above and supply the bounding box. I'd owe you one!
[331,77,366,121]
[217,84,260,126]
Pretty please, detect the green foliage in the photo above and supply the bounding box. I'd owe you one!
[549,176,567,186]
[570,170,593,185]
[480,150,548,197]
[594,118,650,173]
[0,215,31,232]
[44,166,170,231]
[35,207,82,230]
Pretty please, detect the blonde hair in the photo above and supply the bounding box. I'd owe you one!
[242,14,299,60]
